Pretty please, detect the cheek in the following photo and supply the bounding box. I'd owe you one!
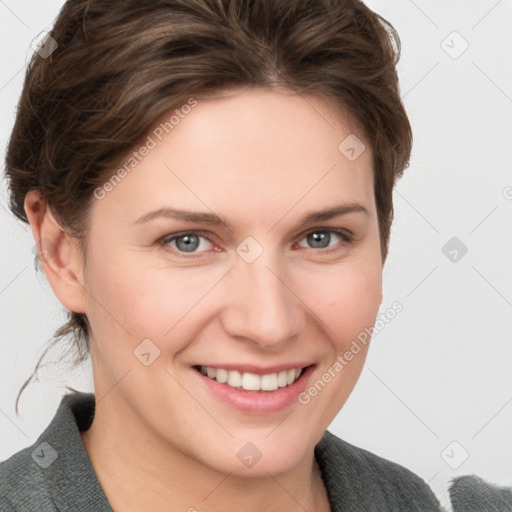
[296,261,381,429]
[85,252,217,346]
[310,262,382,349]
[81,246,164,340]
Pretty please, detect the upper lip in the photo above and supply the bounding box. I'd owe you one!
[193,362,314,376]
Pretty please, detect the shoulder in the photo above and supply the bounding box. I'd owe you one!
[315,430,444,511]
[0,443,55,511]
[449,475,512,511]
[0,392,108,512]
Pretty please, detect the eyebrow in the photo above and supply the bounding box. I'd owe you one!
[134,203,369,230]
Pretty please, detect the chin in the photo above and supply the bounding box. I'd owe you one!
[190,428,314,478]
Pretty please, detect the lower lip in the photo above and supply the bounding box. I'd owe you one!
[193,365,315,415]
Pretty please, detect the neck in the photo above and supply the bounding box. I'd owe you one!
[80,393,331,512]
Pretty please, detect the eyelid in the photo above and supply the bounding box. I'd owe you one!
[296,226,353,242]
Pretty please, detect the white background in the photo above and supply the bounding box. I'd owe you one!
[1,1,511,509]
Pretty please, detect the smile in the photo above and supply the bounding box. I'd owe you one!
[195,365,303,392]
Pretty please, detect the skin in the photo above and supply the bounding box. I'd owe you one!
[25,86,383,512]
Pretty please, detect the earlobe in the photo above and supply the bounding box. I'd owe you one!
[24,189,87,314]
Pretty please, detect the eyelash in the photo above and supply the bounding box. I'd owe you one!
[157,228,353,257]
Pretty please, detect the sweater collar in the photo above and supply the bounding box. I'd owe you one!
[37,392,113,511]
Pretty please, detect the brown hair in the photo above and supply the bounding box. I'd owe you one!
[5,0,412,413]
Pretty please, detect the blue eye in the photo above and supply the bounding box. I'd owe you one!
[158,228,352,256]
[296,229,352,251]
[160,232,214,254]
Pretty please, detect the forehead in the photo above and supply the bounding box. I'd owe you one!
[94,87,375,227]
[151,86,367,160]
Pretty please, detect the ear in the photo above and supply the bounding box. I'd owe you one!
[24,189,87,314]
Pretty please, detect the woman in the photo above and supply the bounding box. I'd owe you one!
[0,0,443,510]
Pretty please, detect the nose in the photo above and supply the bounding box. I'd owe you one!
[219,244,305,351]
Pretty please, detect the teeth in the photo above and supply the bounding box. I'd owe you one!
[216,368,228,383]
[261,373,278,391]
[277,370,288,388]
[242,372,260,391]
[197,366,304,391]
[227,370,242,388]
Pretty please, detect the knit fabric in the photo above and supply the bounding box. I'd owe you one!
[0,392,447,511]
[448,475,512,512]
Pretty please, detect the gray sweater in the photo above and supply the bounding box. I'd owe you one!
[0,392,444,511]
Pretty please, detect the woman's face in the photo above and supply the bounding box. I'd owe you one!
[81,87,383,476]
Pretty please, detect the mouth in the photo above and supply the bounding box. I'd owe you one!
[192,364,309,392]
[191,363,315,414]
